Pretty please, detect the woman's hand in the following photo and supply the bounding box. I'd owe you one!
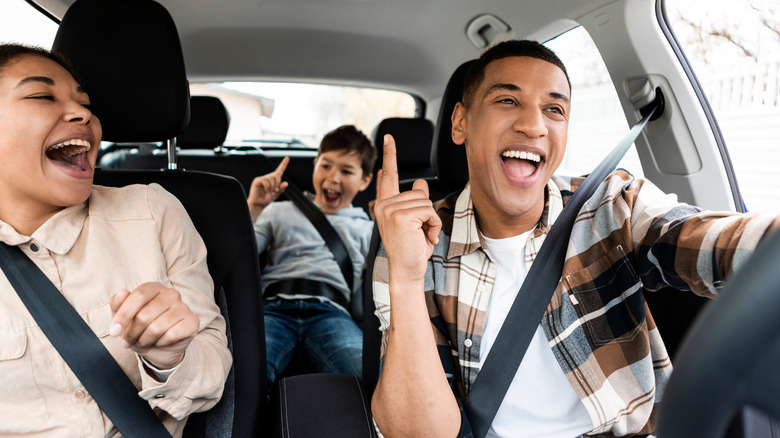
[110,282,200,370]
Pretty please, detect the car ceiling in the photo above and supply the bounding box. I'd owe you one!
[33,0,617,102]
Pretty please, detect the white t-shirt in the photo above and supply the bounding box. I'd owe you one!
[480,231,592,438]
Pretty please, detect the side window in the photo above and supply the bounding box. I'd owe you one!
[663,0,780,212]
[0,0,58,47]
[545,27,643,178]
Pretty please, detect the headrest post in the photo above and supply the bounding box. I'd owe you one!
[166,138,178,170]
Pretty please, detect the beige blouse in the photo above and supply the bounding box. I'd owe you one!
[0,184,232,437]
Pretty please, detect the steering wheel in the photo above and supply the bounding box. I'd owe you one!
[656,227,780,437]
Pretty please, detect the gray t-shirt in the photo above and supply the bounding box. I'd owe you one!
[254,199,374,304]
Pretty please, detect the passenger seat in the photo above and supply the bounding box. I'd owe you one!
[52,0,267,436]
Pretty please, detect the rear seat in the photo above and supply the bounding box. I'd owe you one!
[98,93,317,196]
[352,116,434,213]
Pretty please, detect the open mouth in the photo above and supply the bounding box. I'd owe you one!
[323,188,341,204]
[501,149,542,180]
[46,139,92,171]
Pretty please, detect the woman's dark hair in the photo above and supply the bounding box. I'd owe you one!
[462,39,571,107]
[318,125,377,177]
[0,43,78,81]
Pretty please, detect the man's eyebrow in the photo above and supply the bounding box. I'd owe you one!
[549,92,570,104]
[485,83,521,94]
[485,83,570,103]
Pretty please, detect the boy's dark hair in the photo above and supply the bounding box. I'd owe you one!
[0,43,79,82]
[318,125,377,177]
[462,39,570,107]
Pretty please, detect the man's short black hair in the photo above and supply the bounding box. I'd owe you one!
[318,125,377,177]
[462,39,571,107]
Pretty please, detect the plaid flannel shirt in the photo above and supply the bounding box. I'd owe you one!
[373,170,778,437]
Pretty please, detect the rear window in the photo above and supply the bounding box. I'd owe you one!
[191,82,417,149]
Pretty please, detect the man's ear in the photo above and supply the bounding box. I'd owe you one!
[358,172,373,191]
[451,102,467,145]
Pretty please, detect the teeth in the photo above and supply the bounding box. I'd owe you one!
[47,138,92,157]
[501,150,541,162]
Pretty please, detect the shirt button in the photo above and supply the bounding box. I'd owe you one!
[154,394,165,399]
[74,390,86,399]
[464,339,473,347]
[30,243,39,252]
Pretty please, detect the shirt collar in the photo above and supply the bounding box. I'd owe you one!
[0,201,89,255]
[446,180,564,259]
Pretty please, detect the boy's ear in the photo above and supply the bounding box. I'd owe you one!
[358,172,373,192]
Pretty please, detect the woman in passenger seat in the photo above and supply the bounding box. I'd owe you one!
[0,44,231,437]
[248,125,376,394]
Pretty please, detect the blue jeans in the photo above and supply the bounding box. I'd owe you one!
[264,298,362,390]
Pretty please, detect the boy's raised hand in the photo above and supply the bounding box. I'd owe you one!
[374,134,442,282]
[248,156,290,220]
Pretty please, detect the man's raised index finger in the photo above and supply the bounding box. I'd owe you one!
[378,134,400,200]
[274,156,290,175]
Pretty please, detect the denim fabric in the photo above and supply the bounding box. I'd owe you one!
[264,298,362,391]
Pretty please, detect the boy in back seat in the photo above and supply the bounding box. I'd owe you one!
[247,125,376,393]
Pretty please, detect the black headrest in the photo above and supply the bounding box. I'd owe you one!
[177,96,231,149]
[52,0,190,143]
[373,117,434,179]
[430,60,475,192]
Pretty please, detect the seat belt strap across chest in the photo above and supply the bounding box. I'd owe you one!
[0,242,171,438]
[281,178,355,293]
[463,91,663,438]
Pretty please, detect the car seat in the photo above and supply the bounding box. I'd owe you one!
[176,96,232,152]
[427,60,474,197]
[100,95,232,170]
[101,96,316,198]
[351,117,435,215]
[52,0,267,436]
[360,60,475,399]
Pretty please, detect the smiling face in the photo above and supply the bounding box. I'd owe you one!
[452,56,570,238]
[312,150,373,214]
[0,54,102,233]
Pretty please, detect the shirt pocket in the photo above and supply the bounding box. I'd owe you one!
[86,303,112,338]
[565,245,645,347]
[0,328,51,432]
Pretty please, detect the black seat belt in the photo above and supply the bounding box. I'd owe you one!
[463,91,664,438]
[280,178,355,293]
[256,156,356,295]
[0,242,172,438]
